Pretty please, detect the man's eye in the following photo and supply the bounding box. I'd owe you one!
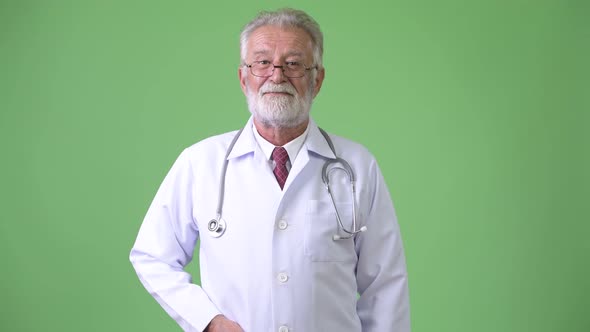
[286,61,301,68]
[257,60,271,65]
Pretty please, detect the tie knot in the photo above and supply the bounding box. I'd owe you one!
[272,147,289,166]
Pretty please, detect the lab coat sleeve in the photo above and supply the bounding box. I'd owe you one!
[355,159,411,332]
[130,149,221,332]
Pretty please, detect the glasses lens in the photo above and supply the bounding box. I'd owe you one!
[251,62,271,77]
[284,63,305,78]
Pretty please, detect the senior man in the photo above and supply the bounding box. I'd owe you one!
[130,8,410,332]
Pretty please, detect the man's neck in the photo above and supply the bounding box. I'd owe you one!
[253,117,309,146]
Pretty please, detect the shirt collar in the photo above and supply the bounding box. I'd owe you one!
[253,120,310,163]
[227,116,337,160]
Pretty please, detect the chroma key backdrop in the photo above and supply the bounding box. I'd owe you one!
[1,1,588,331]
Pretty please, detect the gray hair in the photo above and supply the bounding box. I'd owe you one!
[240,8,324,69]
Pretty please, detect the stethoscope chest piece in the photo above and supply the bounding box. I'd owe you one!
[207,218,226,238]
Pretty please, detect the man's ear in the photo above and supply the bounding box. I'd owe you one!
[238,66,247,96]
[312,67,325,98]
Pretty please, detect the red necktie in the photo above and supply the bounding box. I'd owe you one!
[272,147,289,190]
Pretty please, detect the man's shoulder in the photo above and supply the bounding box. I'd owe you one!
[183,129,241,156]
[319,129,375,161]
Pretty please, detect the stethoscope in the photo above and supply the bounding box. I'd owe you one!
[207,126,367,241]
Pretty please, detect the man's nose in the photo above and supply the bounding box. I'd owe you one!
[269,65,287,83]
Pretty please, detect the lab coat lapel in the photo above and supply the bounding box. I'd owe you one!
[283,120,336,192]
[227,118,338,194]
[227,118,284,193]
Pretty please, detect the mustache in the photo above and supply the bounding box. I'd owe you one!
[260,83,297,96]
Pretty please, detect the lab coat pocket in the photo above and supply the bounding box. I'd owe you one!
[304,200,356,262]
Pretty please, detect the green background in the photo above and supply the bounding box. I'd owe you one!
[1,0,588,331]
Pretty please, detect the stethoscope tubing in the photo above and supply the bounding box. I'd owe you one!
[215,127,244,220]
[208,126,367,240]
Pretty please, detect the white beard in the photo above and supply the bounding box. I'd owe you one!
[246,81,314,128]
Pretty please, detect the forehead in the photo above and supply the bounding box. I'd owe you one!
[246,25,314,58]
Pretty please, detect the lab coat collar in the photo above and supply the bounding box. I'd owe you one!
[226,116,336,160]
[304,119,337,160]
[226,117,257,160]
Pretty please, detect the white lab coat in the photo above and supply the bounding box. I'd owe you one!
[130,117,410,332]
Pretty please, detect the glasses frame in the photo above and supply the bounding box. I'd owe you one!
[245,61,318,78]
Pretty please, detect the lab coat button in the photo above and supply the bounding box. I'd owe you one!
[278,220,288,230]
[277,272,289,283]
[278,325,289,332]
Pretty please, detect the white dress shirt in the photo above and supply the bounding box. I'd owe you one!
[130,117,410,332]
[252,121,309,172]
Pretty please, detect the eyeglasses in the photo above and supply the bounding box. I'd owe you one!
[245,61,317,78]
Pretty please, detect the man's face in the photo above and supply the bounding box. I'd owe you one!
[239,25,325,128]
